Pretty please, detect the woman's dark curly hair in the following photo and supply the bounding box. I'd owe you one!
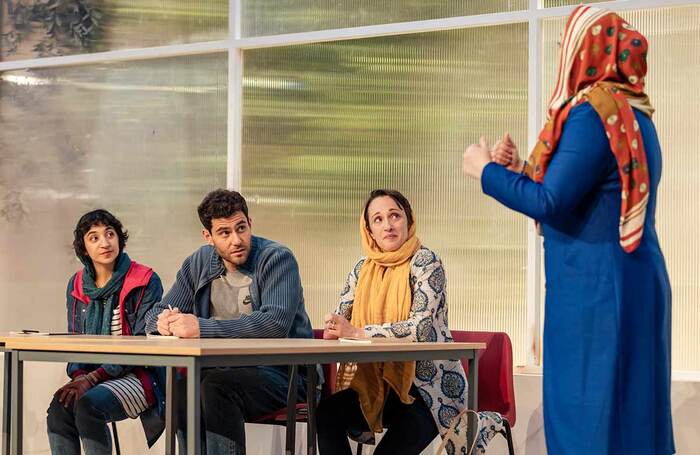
[72,209,128,261]
[362,189,414,229]
[197,189,249,231]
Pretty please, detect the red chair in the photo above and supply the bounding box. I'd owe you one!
[451,330,516,455]
[354,331,515,455]
[250,329,334,454]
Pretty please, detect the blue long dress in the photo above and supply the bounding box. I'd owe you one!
[480,102,674,454]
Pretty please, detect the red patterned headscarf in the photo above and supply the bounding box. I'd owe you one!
[525,5,654,252]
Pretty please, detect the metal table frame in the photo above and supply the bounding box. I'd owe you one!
[1,347,10,455]
[3,345,479,455]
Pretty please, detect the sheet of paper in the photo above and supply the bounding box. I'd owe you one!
[146,334,180,339]
[339,336,413,344]
[338,337,372,344]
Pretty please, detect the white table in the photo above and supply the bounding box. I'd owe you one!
[1,335,484,455]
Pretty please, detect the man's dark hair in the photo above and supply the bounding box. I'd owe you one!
[362,189,414,229]
[198,189,249,231]
[73,209,129,260]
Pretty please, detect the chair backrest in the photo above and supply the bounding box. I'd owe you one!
[312,329,337,398]
[450,330,516,426]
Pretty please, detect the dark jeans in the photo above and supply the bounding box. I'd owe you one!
[317,385,438,455]
[177,366,308,455]
[46,384,129,455]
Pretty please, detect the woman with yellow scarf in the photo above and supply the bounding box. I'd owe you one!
[315,189,472,454]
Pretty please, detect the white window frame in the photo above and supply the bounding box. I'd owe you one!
[1,0,698,377]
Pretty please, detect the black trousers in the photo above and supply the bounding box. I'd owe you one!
[176,366,308,455]
[316,385,438,455]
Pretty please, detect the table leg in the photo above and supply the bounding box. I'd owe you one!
[285,365,297,455]
[2,351,11,455]
[165,367,177,455]
[467,352,479,451]
[306,365,317,455]
[186,358,201,455]
[10,353,22,455]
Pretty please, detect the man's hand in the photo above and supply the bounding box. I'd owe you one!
[323,313,364,339]
[157,308,177,335]
[462,136,492,180]
[167,313,201,338]
[55,376,93,409]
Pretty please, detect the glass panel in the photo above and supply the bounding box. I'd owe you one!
[0,53,227,332]
[543,5,700,371]
[241,0,527,37]
[243,24,530,365]
[1,0,228,61]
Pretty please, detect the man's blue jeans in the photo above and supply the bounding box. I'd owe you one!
[177,365,308,455]
[46,384,129,455]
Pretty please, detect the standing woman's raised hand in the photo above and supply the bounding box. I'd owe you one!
[462,136,492,180]
[491,132,524,173]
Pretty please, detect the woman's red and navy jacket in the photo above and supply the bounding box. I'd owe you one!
[65,261,166,447]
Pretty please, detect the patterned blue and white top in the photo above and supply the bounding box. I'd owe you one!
[335,246,468,437]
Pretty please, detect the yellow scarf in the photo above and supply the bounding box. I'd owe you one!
[335,212,421,432]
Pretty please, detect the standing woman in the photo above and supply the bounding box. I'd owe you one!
[46,209,165,454]
[316,189,498,454]
[462,6,673,454]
